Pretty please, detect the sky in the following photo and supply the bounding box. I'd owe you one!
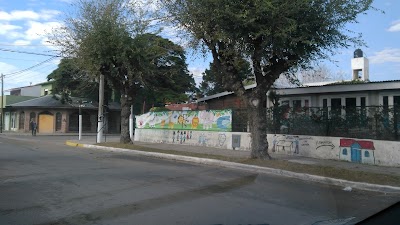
[0,0,399,93]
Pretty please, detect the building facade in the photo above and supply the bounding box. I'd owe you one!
[4,95,121,134]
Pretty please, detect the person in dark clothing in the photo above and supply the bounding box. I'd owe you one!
[30,119,37,136]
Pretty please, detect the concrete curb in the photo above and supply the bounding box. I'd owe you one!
[66,141,400,194]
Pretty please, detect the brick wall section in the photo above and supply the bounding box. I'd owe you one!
[205,95,245,110]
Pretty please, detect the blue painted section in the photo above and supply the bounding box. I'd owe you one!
[351,143,362,163]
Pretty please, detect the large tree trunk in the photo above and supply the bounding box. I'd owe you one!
[246,88,271,159]
[120,94,133,143]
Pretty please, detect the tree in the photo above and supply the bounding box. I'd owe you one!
[199,60,253,96]
[47,58,100,103]
[163,0,374,158]
[49,0,195,143]
[274,64,350,88]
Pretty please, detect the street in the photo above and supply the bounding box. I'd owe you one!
[0,135,399,225]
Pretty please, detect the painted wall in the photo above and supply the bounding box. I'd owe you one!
[267,134,400,167]
[134,129,251,150]
[135,128,400,167]
[135,110,232,131]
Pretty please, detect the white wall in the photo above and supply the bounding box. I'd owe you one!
[267,134,400,167]
[21,86,41,97]
[134,129,251,150]
[135,128,400,167]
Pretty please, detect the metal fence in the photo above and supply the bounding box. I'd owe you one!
[232,106,400,141]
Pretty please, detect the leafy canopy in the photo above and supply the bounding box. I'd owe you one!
[163,0,375,158]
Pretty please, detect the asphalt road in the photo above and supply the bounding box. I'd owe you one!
[0,135,399,225]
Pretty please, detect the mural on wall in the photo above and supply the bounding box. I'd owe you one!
[136,110,232,131]
[339,138,375,164]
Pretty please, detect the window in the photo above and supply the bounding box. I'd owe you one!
[293,100,301,112]
[383,96,389,110]
[19,112,25,130]
[394,96,400,106]
[44,89,49,96]
[331,98,342,116]
[30,112,36,122]
[365,151,370,157]
[342,148,347,155]
[346,98,356,116]
[361,97,366,108]
[345,98,356,108]
[304,100,309,114]
[11,112,16,128]
[323,99,327,108]
[331,98,342,109]
[56,112,62,131]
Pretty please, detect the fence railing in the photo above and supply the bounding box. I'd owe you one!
[232,106,400,141]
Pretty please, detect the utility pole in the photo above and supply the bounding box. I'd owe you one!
[96,74,104,143]
[1,74,3,133]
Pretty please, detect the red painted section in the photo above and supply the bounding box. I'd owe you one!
[340,138,375,150]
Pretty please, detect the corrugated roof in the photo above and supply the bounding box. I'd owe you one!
[286,80,400,89]
[196,80,400,102]
[197,84,257,102]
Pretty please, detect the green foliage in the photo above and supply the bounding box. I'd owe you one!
[163,0,375,157]
[199,60,253,96]
[164,0,375,91]
[47,58,99,103]
[150,107,170,112]
[50,0,196,142]
[138,33,197,103]
[327,79,368,85]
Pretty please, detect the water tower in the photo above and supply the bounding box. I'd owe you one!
[351,49,369,81]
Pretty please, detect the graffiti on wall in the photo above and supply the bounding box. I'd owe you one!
[172,130,193,144]
[316,140,335,150]
[339,138,376,164]
[198,133,211,146]
[136,110,232,131]
[218,134,227,147]
[272,135,300,154]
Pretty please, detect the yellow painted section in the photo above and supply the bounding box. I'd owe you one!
[38,114,54,133]
[65,141,85,148]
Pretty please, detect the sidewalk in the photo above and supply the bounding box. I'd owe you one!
[70,139,400,177]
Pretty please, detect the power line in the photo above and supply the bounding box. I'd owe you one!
[4,57,58,77]
[0,56,44,62]
[0,43,59,47]
[10,63,57,81]
[0,48,60,57]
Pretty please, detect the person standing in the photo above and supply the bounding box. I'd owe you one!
[33,121,37,136]
[30,119,37,136]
